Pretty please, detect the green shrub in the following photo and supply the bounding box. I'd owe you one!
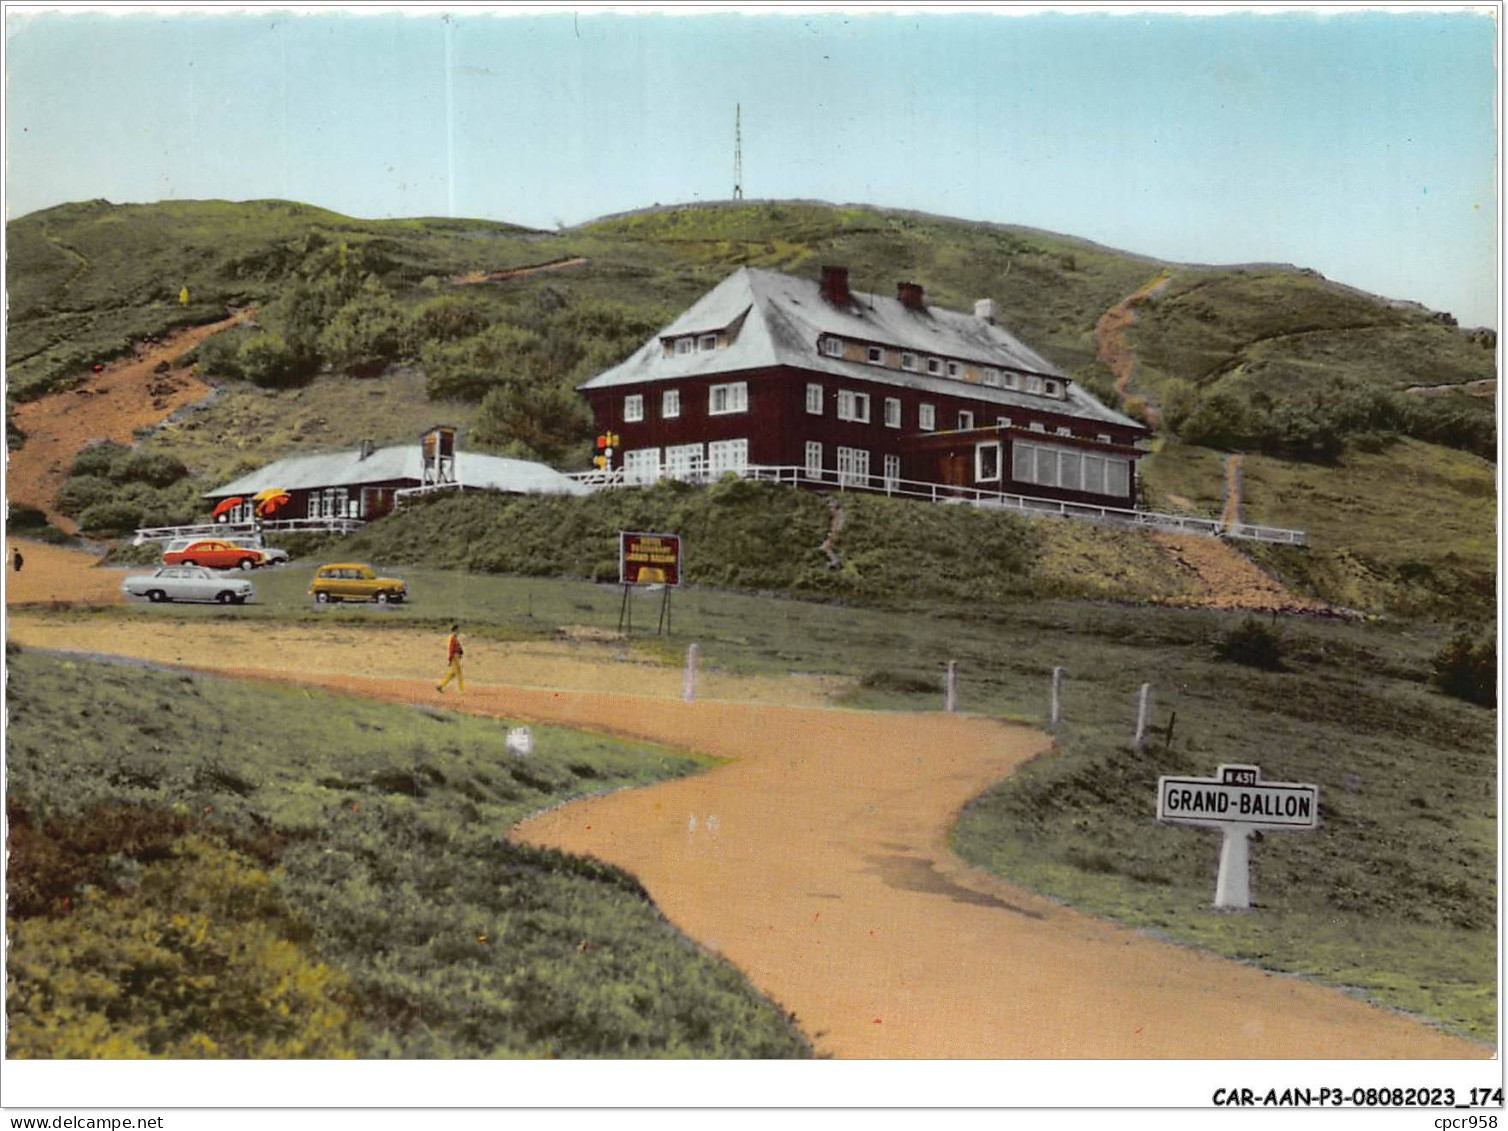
[236,333,303,389]
[8,505,50,531]
[76,499,145,536]
[1431,632,1496,707]
[111,451,188,488]
[70,441,132,479]
[1213,617,1285,670]
[57,475,116,517]
[7,834,362,1058]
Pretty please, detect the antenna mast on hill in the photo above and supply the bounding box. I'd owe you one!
[733,104,744,201]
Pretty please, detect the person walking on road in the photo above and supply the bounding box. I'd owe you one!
[437,624,465,694]
[11,547,22,573]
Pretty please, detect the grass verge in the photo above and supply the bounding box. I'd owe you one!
[5,647,810,1058]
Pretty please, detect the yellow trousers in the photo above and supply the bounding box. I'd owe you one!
[439,658,464,692]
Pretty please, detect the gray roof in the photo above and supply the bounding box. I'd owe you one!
[578,267,1142,429]
[205,445,588,498]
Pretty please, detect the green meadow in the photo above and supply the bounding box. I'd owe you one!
[5,646,810,1059]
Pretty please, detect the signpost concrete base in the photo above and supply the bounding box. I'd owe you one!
[1214,827,1252,910]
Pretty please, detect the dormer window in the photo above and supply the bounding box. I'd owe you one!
[1003,372,1020,391]
[1026,376,1044,395]
[1044,379,1062,397]
[867,345,884,364]
[901,352,918,372]
[982,368,1001,387]
[675,337,694,356]
[926,358,942,376]
[699,333,718,352]
[821,337,844,358]
[946,361,961,378]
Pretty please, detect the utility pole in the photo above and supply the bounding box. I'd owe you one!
[733,104,744,201]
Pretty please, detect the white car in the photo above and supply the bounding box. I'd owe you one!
[122,566,255,605]
[230,540,289,566]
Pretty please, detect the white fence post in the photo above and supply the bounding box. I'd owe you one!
[1133,682,1153,750]
[1050,666,1064,730]
[682,643,700,703]
[945,661,958,713]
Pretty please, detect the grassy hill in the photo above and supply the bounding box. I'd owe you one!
[7,196,1496,615]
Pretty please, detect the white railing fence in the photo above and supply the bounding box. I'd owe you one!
[565,463,1307,546]
[132,516,366,546]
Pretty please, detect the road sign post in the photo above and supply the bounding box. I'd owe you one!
[1156,763,1320,910]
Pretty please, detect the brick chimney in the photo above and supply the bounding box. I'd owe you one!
[897,281,925,310]
[820,265,853,307]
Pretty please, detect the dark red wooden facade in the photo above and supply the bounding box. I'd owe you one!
[583,366,1145,506]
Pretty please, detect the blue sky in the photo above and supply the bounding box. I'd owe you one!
[4,6,1499,326]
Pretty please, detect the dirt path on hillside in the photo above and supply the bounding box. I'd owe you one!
[7,310,251,530]
[1405,379,1497,400]
[1220,453,1244,530]
[450,257,588,286]
[4,615,1483,1059]
[1150,533,1334,615]
[1095,273,1172,428]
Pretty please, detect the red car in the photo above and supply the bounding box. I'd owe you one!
[162,538,265,571]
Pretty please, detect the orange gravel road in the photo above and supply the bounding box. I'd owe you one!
[3,614,1486,1060]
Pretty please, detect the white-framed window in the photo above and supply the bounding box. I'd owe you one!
[866,345,884,364]
[837,390,871,423]
[946,360,961,378]
[699,333,718,352]
[1003,372,1020,391]
[662,389,681,418]
[709,382,748,415]
[1013,440,1130,497]
[919,403,936,431]
[707,438,749,476]
[982,368,1001,387]
[1044,379,1061,397]
[624,394,644,422]
[926,357,942,376]
[836,446,870,487]
[1056,426,1072,437]
[997,416,1012,428]
[901,352,918,372]
[821,336,844,357]
[805,441,823,476]
[884,397,902,428]
[675,337,694,356]
[976,441,1002,482]
[806,383,824,414]
[1097,433,1112,443]
[665,443,704,480]
[1026,375,1044,395]
[958,411,975,430]
[1029,421,1046,433]
[883,454,901,491]
[623,448,662,485]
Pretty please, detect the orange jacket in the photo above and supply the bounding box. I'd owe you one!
[447,633,463,662]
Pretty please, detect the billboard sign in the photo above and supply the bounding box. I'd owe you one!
[619,531,682,587]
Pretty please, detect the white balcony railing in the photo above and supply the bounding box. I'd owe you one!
[565,463,1308,546]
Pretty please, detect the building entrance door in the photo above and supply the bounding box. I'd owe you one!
[941,454,969,487]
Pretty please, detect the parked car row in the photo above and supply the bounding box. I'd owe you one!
[121,559,410,607]
[162,538,290,570]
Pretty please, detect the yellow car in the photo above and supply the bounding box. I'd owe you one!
[309,562,409,604]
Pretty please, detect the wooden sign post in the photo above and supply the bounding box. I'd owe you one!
[1156,763,1320,910]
